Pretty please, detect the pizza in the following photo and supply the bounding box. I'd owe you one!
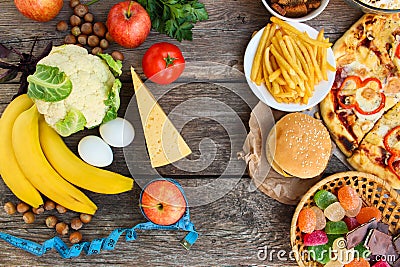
[320,13,400,189]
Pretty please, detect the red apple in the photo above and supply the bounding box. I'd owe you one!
[106,1,151,49]
[140,180,186,226]
[14,0,63,22]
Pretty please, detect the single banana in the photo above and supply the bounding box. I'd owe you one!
[0,95,43,208]
[12,105,97,215]
[39,118,134,194]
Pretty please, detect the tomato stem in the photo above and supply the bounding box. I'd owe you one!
[164,54,177,68]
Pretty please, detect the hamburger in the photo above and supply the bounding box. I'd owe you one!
[267,113,331,178]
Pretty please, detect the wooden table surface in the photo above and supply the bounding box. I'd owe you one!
[0,0,363,266]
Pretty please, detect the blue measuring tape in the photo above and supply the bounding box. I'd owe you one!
[0,178,198,258]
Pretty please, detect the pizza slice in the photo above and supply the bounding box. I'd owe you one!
[320,71,399,157]
[321,13,400,157]
[348,102,400,189]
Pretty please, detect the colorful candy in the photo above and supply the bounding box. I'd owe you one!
[311,206,327,230]
[338,186,361,211]
[372,260,391,267]
[325,221,349,235]
[333,237,356,264]
[356,207,382,224]
[300,185,386,266]
[298,208,316,233]
[314,190,338,210]
[345,198,362,218]
[325,260,345,267]
[307,244,331,264]
[344,258,370,267]
[354,244,371,259]
[343,217,360,231]
[303,230,328,246]
[325,202,346,222]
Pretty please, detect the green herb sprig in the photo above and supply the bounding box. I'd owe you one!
[137,0,209,41]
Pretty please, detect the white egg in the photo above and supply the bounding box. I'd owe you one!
[78,136,113,167]
[99,117,135,148]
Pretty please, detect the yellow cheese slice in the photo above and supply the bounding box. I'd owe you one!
[131,67,192,168]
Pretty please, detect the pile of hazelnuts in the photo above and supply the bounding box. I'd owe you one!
[56,0,124,61]
[4,201,93,244]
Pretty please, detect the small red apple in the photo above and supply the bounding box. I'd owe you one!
[140,180,186,226]
[106,1,151,49]
[14,0,63,22]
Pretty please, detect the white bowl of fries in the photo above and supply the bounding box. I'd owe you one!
[244,17,336,112]
[262,0,330,22]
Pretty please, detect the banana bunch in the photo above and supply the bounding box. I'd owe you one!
[0,95,134,214]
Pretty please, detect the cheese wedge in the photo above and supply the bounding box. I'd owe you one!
[131,67,192,168]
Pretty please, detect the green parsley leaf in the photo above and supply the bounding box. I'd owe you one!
[137,0,208,41]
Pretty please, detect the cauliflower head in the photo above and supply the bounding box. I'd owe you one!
[27,45,122,137]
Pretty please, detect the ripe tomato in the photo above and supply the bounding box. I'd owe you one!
[142,42,185,84]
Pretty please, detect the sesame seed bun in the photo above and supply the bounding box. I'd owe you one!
[266,129,293,178]
[267,113,332,179]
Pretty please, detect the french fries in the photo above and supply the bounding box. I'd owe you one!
[250,17,335,105]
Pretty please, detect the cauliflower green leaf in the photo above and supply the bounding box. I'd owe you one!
[55,108,87,137]
[27,64,72,102]
[103,79,121,124]
[97,53,122,77]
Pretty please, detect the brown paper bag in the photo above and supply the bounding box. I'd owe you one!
[240,102,321,205]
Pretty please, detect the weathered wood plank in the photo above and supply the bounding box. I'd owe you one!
[0,178,299,266]
[0,0,363,80]
[0,80,349,178]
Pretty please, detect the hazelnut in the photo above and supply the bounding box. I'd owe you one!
[16,202,30,214]
[87,35,100,47]
[93,22,106,37]
[44,200,56,211]
[56,204,68,214]
[111,51,124,61]
[71,26,81,37]
[84,13,94,23]
[64,34,77,44]
[45,215,58,228]
[77,34,87,45]
[105,32,114,43]
[56,222,69,236]
[69,0,80,8]
[99,39,109,50]
[56,21,68,32]
[4,202,16,215]
[80,22,93,35]
[70,15,81,27]
[69,231,82,244]
[23,211,35,224]
[70,217,83,230]
[32,206,44,215]
[80,213,93,224]
[74,4,89,18]
[91,47,103,55]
